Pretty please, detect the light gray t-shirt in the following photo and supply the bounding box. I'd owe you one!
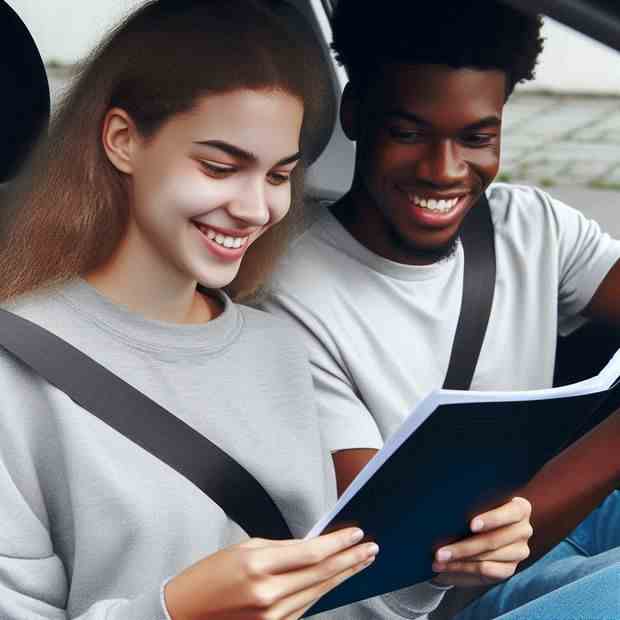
[0,280,445,620]
[264,183,620,452]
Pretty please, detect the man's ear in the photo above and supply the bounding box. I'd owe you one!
[101,107,138,174]
[340,82,361,141]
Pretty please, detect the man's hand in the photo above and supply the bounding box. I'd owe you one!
[431,497,532,587]
[333,451,533,587]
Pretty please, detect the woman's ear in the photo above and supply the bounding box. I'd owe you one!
[340,82,361,142]
[101,108,138,174]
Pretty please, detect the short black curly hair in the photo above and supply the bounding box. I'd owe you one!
[331,0,544,97]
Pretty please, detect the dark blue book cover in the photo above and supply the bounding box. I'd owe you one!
[306,352,620,615]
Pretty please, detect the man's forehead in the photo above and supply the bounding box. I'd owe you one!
[367,62,507,122]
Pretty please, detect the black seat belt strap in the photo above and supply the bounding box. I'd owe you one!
[443,193,496,390]
[0,308,293,540]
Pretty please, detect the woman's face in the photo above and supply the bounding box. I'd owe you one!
[118,89,303,290]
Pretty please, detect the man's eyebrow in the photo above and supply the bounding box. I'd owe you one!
[387,109,433,127]
[462,116,502,132]
[387,110,501,131]
[193,140,301,166]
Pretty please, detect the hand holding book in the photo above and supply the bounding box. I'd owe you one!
[431,496,532,587]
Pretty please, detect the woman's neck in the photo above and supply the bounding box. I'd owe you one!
[85,232,223,325]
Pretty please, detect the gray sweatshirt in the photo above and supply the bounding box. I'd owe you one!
[0,280,445,619]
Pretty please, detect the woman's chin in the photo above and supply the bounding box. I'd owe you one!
[194,263,242,291]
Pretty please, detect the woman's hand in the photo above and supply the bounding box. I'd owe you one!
[164,527,378,620]
[431,496,533,587]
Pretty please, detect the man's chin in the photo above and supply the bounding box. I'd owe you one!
[391,228,460,264]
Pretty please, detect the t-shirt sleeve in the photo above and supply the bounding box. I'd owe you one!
[553,195,620,323]
[262,289,384,453]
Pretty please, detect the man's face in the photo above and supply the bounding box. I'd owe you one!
[348,63,506,264]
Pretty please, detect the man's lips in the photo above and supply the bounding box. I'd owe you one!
[398,187,470,212]
[395,186,473,228]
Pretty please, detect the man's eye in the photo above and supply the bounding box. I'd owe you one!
[388,128,425,143]
[199,161,236,177]
[267,172,291,186]
[461,133,496,147]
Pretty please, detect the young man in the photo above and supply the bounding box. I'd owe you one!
[264,1,620,618]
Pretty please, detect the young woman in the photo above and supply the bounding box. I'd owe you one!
[0,2,378,619]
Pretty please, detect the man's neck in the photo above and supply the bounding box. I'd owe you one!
[329,189,457,266]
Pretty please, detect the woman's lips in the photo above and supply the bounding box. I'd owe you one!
[193,222,251,261]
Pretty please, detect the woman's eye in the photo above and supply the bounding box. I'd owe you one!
[267,172,291,186]
[199,161,236,177]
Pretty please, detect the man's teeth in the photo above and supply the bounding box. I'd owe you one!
[199,225,248,249]
[410,194,460,212]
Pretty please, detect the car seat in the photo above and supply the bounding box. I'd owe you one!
[0,0,50,184]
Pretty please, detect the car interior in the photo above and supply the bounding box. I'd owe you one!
[0,2,618,617]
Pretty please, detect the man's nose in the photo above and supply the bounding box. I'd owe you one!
[417,140,467,186]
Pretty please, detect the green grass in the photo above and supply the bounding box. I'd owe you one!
[539,177,556,188]
[587,179,620,191]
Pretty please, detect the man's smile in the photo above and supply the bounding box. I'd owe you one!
[395,184,473,228]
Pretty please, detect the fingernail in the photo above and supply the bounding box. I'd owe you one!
[472,518,484,532]
[366,543,380,556]
[351,529,364,543]
[436,549,452,562]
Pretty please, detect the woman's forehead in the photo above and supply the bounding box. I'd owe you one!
[162,89,304,157]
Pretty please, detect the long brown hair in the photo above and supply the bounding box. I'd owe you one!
[0,0,329,301]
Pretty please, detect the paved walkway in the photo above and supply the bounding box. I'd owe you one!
[502,91,620,190]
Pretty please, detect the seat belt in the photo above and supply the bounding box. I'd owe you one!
[0,308,293,540]
[443,193,496,390]
[432,193,497,618]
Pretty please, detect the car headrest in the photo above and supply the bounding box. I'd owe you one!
[0,0,50,183]
[272,0,337,166]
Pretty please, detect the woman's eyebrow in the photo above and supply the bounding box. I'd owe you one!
[193,140,301,166]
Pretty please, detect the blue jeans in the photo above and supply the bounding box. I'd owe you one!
[455,491,620,620]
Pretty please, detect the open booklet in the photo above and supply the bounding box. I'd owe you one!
[304,349,620,615]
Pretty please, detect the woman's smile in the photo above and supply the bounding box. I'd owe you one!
[192,221,254,262]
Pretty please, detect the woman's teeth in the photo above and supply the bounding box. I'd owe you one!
[196,224,249,249]
[409,194,460,212]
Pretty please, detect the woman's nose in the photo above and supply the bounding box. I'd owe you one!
[227,179,270,227]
